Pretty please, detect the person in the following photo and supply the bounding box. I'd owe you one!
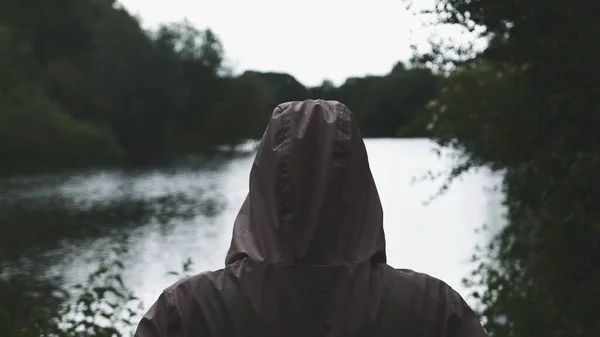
[134,99,487,337]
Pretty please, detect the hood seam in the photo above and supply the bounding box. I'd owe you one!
[276,107,291,263]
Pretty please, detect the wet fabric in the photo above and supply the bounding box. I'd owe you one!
[135,100,487,337]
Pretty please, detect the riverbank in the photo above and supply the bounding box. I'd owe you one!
[1,139,500,336]
[0,143,263,261]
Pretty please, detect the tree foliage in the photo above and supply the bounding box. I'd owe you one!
[1,235,140,337]
[0,0,441,173]
[1,1,446,334]
[309,62,441,138]
[416,1,600,336]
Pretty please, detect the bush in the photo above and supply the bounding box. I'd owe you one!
[0,84,124,171]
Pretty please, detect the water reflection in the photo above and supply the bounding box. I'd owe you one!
[0,139,505,319]
[0,151,253,260]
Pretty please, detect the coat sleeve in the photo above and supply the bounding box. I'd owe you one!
[444,289,488,337]
[134,291,180,337]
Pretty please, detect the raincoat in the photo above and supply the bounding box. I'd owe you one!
[135,100,487,337]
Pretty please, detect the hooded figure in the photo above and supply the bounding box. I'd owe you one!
[135,100,487,337]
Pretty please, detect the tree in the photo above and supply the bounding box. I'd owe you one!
[199,29,224,73]
[417,1,600,336]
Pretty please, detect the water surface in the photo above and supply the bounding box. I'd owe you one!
[0,139,504,315]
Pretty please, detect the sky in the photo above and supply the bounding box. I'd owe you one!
[117,0,476,87]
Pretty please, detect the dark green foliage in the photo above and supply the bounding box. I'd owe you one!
[1,0,440,174]
[0,242,194,337]
[58,236,142,337]
[415,1,600,336]
[0,85,124,170]
[0,0,442,334]
[309,62,441,138]
[0,263,67,337]
[0,236,142,337]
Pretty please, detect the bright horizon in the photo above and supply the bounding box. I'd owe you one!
[117,0,479,87]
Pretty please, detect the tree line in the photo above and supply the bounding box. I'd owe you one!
[412,0,600,336]
[3,0,599,336]
[0,0,439,174]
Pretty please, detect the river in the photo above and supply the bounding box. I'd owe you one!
[0,138,504,318]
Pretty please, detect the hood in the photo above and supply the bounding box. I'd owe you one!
[137,101,489,336]
[226,99,386,265]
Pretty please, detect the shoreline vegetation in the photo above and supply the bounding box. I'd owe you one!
[0,0,440,177]
[2,0,599,336]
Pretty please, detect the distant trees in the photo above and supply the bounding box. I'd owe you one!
[308,62,441,138]
[0,0,441,173]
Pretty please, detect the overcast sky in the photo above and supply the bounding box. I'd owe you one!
[117,0,475,86]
